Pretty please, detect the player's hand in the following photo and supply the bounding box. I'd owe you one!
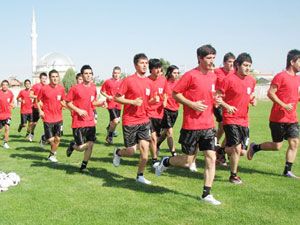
[102,101,108,108]
[78,109,88,117]
[226,105,237,114]
[250,96,257,106]
[191,100,208,112]
[107,95,113,100]
[132,97,143,106]
[39,110,45,118]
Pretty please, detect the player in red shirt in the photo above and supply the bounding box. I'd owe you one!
[214,52,235,166]
[156,45,221,205]
[218,53,256,184]
[112,53,153,185]
[147,59,169,168]
[66,65,100,172]
[29,72,48,141]
[157,65,180,158]
[37,70,66,162]
[0,80,14,149]
[17,79,33,137]
[100,66,122,145]
[248,49,300,178]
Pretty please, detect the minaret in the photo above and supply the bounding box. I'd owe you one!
[31,8,38,75]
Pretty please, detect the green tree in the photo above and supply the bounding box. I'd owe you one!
[62,68,76,92]
[160,58,171,74]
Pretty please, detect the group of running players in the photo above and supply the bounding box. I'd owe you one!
[1,44,299,205]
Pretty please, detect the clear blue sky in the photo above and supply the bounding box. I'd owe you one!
[1,0,299,81]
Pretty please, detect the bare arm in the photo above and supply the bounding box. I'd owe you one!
[267,84,293,111]
[172,91,207,112]
[114,94,142,106]
[215,90,237,114]
[100,91,113,100]
[66,101,88,117]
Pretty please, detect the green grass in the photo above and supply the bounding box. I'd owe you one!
[0,101,299,225]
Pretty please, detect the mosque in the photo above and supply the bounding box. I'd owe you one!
[31,9,75,84]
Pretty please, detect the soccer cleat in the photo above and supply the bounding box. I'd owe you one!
[201,194,221,205]
[136,175,151,185]
[3,143,10,149]
[155,157,169,176]
[105,136,113,145]
[113,131,118,137]
[152,160,160,169]
[79,167,90,174]
[189,162,198,172]
[66,141,75,157]
[283,171,300,179]
[28,134,33,142]
[113,148,121,167]
[247,142,256,160]
[229,175,243,184]
[17,124,22,132]
[48,155,58,163]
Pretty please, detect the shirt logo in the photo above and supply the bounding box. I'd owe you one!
[7,98,10,103]
[146,88,150,96]
[211,84,215,92]
[91,96,95,102]
[247,87,252,95]
[158,88,163,94]
[57,95,61,101]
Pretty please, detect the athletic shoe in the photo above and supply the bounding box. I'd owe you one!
[113,131,118,137]
[28,134,33,142]
[189,162,198,172]
[40,135,47,148]
[229,175,243,184]
[113,148,121,167]
[247,142,256,160]
[66,141,75,157]
[105,136,113,145]
[155,157,169,176]
[48,155,58,163]
[17,124,22,132]
[3,143,10,149]
[79,167,90,174]
[283,171,300,179]
[152,159,160,169]
[136,175,151,185]
[201,194,221,205]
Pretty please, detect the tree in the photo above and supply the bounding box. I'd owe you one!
[62,68,76,93]
[160,58,171,74]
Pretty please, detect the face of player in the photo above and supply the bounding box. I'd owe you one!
[135,58,148,75]
[50,72,60,85]
[291,58,300,73]
[40,75,48,85]
[150,67,162,79]
[76,76,83,84]
[199,54,216,71]
[237,61,252,76]
[24,81,31,89]
[1,82,9,92]
[82,69,93,84]
[224,58,235,72]
[171,69,179,79]
[112,69,121,80]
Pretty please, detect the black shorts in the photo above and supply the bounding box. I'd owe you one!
[123,122,151,147]
[44,121,63,140]
[73,126,96,146]
[161,109,178,129]
[20,113,33,124]
[179,128,216,155]
[32,107,40,123]
[269,122,299,142]
[108,108,121,121]
[0,118,11,129]
[150,118,162,134]
[213,106,223,123]
[223,124,249,150]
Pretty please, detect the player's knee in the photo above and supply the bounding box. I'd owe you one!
[289,139,299,150]
[274,142,283,150]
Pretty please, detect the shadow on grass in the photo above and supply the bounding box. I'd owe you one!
[15,146,47,153]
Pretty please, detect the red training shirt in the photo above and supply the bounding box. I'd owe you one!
[0,89,14,120]
[17,89,33,114]
[165,79,180,111]
[32,83,45,109]
[101,78,122,110]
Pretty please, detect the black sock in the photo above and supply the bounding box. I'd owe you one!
[284,162,293,174]
[202,186,211,198]
[231,172,237,177]
[108,131,113,138]
[217,147,225,155]
[48,151,55,157]
[137,172,143,178]
[163,157,170,167]
[26,131,30,136]
[253,144,261,153]
[116,148,121,156]
[80,161,88,169]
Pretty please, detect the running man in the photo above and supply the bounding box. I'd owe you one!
[112,53,153,185]
[0,80,14,149]
[155,45,221,205]
[248,49,300,179]
[37,70,66,162]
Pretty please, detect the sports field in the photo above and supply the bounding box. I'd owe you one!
[0,101,299,225]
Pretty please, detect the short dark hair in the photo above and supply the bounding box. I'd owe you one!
[24,79,31,85]
[149,58,162,71]
[49,69,59,78]
[223,52,235,63]
[196,44,216,59]
[1,80,9,86]
[133,53,148,65]
[234,53,252,69]
[113,66,121,71]
[80,65,93,74]
[165,65,179,80]
[286,49,300,69]
[39,72,47,79]
[76,73,82,80]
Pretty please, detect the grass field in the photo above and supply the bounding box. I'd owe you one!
[0,101,299,225]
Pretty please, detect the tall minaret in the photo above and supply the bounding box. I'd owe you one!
[31,8,38,74]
